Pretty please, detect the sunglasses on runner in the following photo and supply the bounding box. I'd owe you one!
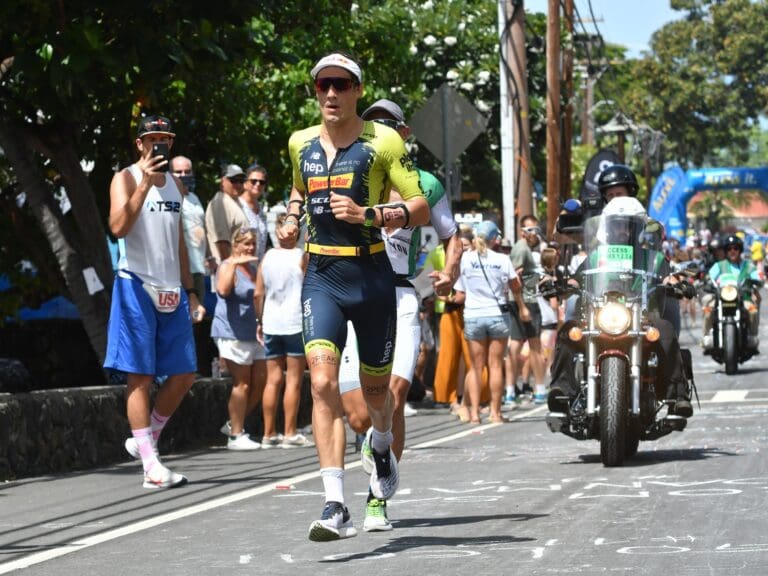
[371,118,403,130]
[314,77,357,92]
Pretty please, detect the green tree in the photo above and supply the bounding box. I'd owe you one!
[0,2,274,359]
[612,0,768,168]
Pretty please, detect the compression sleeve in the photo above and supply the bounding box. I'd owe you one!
[430,194,458,240]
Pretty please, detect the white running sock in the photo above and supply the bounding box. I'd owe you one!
[370,427,394,454]
[535,383,547,396]
[320,468,345,504]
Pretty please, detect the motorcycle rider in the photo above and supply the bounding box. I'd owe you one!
[701,234,763,350]
[549,167,693,418]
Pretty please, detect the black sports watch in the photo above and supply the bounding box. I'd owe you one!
[363,207,377,227]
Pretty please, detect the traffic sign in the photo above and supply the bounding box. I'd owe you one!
[408,83,488,165]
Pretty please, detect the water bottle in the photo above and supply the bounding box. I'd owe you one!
[211,357,221,379]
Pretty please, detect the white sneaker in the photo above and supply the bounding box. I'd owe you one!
[125,437,140,459]
[143,463,187,489]
[519,394,534,406]
[227,433,261,451]
[124,437,156,460]
[219,421,232,436]
[281,433,313,448]
[261,434,283,449]
[308,501,357,542]
[701,334,713,349]
[403,403,418,417]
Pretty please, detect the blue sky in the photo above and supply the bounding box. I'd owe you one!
[526,0,681,58]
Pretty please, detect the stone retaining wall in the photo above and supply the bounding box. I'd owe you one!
[0,376,313,481]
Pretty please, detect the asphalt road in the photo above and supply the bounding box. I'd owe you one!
[2,310,768,576]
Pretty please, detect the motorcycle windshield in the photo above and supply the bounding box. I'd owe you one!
[582,213,665,306]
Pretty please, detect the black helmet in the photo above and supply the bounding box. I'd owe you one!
[598,164,639,197]
[722,234,743,252]
[708,238,721,252]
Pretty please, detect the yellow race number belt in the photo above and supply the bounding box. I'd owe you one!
[305,242,385,257]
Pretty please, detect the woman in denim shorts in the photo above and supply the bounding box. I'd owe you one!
[453,221,527,424]
[255,215,311,448]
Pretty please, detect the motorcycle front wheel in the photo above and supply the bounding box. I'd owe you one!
[600,356,628,467]
[625,419,640,459]
[724,322,738,375]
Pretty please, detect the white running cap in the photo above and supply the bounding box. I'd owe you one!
[310,53,362,83]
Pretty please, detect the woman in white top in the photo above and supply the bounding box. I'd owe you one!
[453,221,526,424]
[255,215,310,448]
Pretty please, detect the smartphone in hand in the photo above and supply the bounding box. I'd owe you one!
[151,142,169,172]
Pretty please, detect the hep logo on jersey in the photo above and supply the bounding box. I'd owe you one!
[303,161,324,175]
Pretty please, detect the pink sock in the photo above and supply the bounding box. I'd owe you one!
[132,427,158,473]
[150,409,170,442]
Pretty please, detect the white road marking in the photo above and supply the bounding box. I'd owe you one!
[0,405,547,574]
[709,390,749,403]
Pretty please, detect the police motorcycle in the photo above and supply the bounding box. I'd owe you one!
[701,263,760,375]
[545,199,693,467]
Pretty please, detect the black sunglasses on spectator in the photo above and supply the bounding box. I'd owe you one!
[371,118,402,130]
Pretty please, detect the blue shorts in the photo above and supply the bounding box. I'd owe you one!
[302,254,396,376]
[464,314,511,341]
[104,275,197,376]
[263,332,305,359]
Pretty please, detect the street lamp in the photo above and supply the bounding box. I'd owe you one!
[597,112,637,163]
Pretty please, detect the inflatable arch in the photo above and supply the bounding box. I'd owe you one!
[648,166,768,241]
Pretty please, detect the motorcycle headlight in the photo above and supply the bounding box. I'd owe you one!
[720,285,738,302]
[596,302,632,335]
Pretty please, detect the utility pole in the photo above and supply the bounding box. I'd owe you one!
[498,0,516,240]
[581,73,595,146]
[561,0,574,202]
[546,0,561,238]
[508,0,533,222]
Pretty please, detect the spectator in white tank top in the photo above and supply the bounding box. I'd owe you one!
[105,115,205,489]
[255,214,311,449]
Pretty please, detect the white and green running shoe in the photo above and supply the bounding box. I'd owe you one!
[369,446,399,500]
[363,494,392,532]
[360,427,374,474]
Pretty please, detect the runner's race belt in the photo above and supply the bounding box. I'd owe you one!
[305,241,385,257]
